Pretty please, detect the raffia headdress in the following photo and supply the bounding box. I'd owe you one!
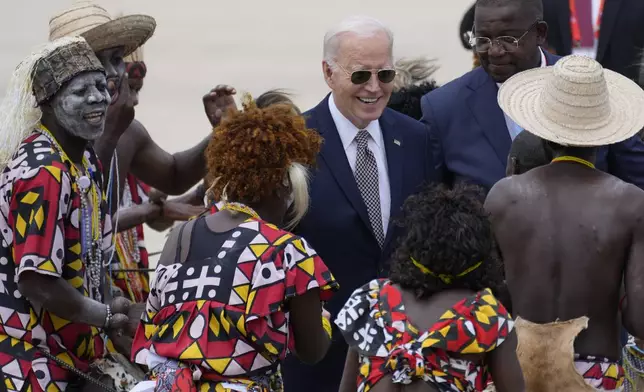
[0,36,104,170]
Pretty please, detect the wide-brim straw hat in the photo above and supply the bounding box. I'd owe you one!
[49,1,156,58]
[498,55,644,147]
[124,45,144,63]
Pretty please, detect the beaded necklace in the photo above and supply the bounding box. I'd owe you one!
[114,181,145,302]
[38,125,105,302]
[219,201,261,220]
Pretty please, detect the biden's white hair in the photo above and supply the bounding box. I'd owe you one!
[323,15,394,66]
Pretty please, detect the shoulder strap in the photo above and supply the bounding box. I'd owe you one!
[158,217,199,266]
[178,218,198,263]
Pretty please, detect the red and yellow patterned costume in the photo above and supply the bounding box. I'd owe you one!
[335,279,514,391]
[112,174,151,303]
[0,132,111,391]
[131,216,338,391]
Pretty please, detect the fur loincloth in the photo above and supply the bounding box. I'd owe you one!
[515,316,623,391]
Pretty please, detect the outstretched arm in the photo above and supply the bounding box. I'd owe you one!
[115,199,204,233]
[115,202,161,232]
[129,120,209,196]
[128,85,237,196]
[146,184,206,232]
[18,272,128,329]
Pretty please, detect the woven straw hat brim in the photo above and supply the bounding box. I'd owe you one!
[498,66,644,147]
[80,15,156,58]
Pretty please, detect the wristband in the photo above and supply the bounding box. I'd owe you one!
[104,305,113,329]
[322,316,332,339]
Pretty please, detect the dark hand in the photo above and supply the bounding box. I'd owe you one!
[107,312,129,336]
[105,73,135,140]
[162,201,205,221]
[148,188,168,205]
[106,296,130,337]
[203,85,237,127]
[107,329,133,357]
[110,296,132,315]
[125,302,146,338]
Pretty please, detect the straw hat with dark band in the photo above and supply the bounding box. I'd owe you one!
[498,55,644,147]
[49,1,156,57]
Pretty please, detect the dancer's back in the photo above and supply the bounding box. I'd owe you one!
[486,161,644,359]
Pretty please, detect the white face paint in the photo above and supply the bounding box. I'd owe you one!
[50,71,111,141]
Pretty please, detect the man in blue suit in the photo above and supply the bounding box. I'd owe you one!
[422,0,644,192]
[282,16,441,392]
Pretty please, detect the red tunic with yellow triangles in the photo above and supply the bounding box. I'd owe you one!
[0,132,110,392]
[131,215,338,390]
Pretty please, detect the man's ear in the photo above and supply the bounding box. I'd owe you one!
[323,61,335,89]
[535,20,548,47]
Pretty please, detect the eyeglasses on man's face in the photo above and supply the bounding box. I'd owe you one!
[470,20,540,53]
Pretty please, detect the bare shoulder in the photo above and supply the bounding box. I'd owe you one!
[485,176,518,214]
[618,181,644,221]
[124,119,150,139]
[116,119,151,153]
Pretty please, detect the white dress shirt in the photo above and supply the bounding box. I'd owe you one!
[571,0,602,59]
[498,48,547,140]
[328,94,391,236]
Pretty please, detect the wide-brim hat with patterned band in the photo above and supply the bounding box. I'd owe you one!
[498,55,644,147]
[49,1,156,58]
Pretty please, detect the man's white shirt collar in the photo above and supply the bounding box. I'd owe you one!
[328,93,382,152]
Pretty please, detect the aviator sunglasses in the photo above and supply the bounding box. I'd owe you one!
[335,63,397,85]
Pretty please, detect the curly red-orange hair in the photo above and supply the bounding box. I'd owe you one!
[205,94,322,204]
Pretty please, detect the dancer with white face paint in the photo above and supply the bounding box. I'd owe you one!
[0,37,132,392]
[50,73,111,141]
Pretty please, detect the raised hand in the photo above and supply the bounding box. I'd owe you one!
[105,73,135,140]
[203,85,237,127]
